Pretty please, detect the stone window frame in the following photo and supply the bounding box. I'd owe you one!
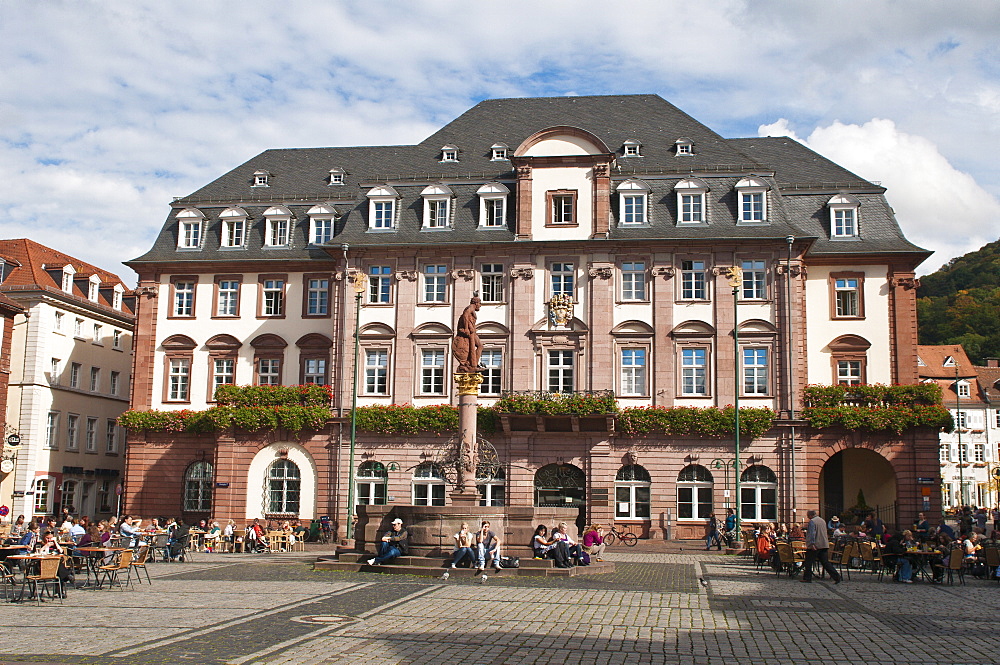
[162,334,197,404]
[212,274,241,319]
[302,273,332,319]
[168,275,198,319]
[251,334,287,386]
[257,273,288,319]
[297,333,333,385]
[829,271,865,320]
[545,189,578,227]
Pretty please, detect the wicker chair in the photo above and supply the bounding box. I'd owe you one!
[946,547,966,586]
[131,545,152,584]
[99,549,134,590]
[22,556,64,604]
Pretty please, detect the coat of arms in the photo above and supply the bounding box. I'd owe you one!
[547,294,574,328]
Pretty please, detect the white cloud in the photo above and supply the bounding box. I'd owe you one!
[0,0,998,282]
[760,118,1000,274]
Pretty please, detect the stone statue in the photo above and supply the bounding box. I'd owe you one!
[453,296,484,373]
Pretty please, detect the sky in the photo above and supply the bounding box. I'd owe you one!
[2,1,998,284]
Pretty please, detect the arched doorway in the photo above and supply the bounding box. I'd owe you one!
[534,463,586,531]
[819,449,896,527]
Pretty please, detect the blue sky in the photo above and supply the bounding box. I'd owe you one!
[2,0,998,282]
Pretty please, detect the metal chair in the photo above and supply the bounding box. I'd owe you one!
[98,549,135,590]
[0,561,17,602]
[150,533,170,562]
[22,557,64,604]
[130,545,152,584]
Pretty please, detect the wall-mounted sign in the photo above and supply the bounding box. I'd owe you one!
[917,477,937,485]
[6,435,20,446]
[215,482,230,488]
[12,490,24,497]
[0,459,13,474]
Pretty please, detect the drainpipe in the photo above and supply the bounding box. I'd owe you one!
[785,236,797,523]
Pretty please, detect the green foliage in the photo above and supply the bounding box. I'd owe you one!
[917,239,1000,364]
[353,404,459,435]
[802,383,942,407]
[801,383,953,434]
[117,385,334,434]
[213,384,332,407]
[493,391,618,415]
[617,406,775,439]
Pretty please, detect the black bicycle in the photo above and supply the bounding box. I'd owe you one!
[603,524,638,547]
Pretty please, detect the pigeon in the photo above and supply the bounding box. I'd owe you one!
[699,577,708,587]
[440,571,450,580]
[481,574,488,584]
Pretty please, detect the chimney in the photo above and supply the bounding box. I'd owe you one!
[986,358,1000,368]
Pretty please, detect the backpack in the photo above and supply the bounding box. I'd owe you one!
[499,556,519,569]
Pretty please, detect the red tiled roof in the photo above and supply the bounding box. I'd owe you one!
[916,345,974,379]
[0,239,132,314]
[976,366,1000,402]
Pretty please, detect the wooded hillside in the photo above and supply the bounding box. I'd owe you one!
[917,239,1000,364]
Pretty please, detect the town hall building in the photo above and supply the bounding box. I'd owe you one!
[123,94,938,539]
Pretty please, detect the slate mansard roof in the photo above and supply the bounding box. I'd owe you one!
[130,94,928,266]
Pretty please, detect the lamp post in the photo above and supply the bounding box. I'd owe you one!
[711,458,737,510]
[729,265,743,544]
[343,244,367,540]
[955,363,964,510]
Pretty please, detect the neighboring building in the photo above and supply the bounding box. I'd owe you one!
[124,94,938,537]
[0,239,135,523]
[919,344,1000,510]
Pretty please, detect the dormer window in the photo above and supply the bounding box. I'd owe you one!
[674,178,710,224]
[491,143,508,161]
[735,177,769,223]
[61,265,75,294]
[112,284,124,310]
[88,275,101,302]
[956,379,971,398]
[307,204,336,244]
[366,185,399,231]
[943,355,956,367]
[616,179,650,226]
[328,168,345,185]
[421,184,454,230]
[176,208,205,249]
[440,145,459,162]
[252,170,271,187]
[675,138,694,156]
[262,206,292,247]
[219,207,248,248]
[623,139,642,157]
[477,182,509,228]
[828,194,860,239]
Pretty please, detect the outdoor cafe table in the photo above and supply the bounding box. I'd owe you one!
[75,547,129,588]
[904,550,939,582]
[0,544,29,562]
[4,554,62,601]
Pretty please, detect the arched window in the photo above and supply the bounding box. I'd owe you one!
[267,459,301,515]
[677,465,713,520]
[412,462,446,506]
[739,465,777,521]
[184,461,213,512]
[356,461,388,506]
[476,465,505,507]
[534,463,586,507]
[615,464,651,519]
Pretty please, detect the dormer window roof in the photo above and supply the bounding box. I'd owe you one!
[622,139,642,157]
[60,264,76,294]
[176,208,205,249]
[440,145,459,162]
[252,170,271,187]
[943,355,956,367]
[675,138,694,155]
[491,143,509,161]
[87,274,101,302]
[328,168,345,185]
[828,193,861,239]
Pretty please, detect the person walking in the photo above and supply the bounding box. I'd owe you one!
[802,509,842,584]
[705,513,722,550]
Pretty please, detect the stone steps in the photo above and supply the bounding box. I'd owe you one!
[315,552,615,577]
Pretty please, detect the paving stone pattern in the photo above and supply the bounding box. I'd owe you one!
[0,551,997,664]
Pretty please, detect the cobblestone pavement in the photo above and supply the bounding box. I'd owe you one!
[1,551,998,665]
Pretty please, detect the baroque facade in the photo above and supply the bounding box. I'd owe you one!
[0,239,135,523]
[124,95,938,538]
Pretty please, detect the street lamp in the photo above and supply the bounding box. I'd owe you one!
[711,458,737,510]
[955,363,964,509]
[343,244,367,540]
[728,265,744,544]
